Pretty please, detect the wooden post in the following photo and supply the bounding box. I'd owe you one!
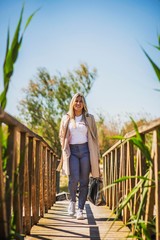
[35,140,40,222]
[154,129,160,240]
[19,132,27,232]
[44,146,48,212]
[52,154,57,204]
[124,141,134,224]
[109,151,114,210]
[51,153,55,205]
[24,136,31,234]
[13,132,22,234]
[108,153,111,208]
[39,144,44,217]
[48,150,52,209]
[106,154,110,206]
[5,126,17,235]
[31,138,37,225]
[28,137,34,227]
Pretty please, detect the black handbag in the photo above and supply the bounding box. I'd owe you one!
[87,177,106,206]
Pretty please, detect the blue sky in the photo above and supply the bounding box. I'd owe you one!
[0,0,160,124]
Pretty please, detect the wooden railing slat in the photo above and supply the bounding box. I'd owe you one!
[39,144,44,217]
[31,139,37,225]
[44,146,48,212]
[13,132,22,234]
[24,136,31,234]
[5,126,17,234]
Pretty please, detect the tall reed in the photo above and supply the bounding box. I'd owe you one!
[0,5,37,239]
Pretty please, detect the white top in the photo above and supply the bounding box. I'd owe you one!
[69,115,88,144]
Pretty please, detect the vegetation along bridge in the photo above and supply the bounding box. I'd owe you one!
[0,108,160,240]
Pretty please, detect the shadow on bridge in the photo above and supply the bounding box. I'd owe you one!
[25,200,130,240]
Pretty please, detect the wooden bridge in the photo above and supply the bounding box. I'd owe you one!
[0,109,160,240]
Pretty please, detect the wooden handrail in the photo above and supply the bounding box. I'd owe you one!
[102,117,160,240]
[0,109,57,154]
[103,118,160,157]
[0,108,58,238]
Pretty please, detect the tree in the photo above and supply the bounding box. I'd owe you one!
[18,63,97,156]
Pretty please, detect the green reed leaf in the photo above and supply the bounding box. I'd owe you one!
[129,117,152,164]
[109,135,125,140]
[135,176,149,228]
[0,6,37,110]
[142,47,160,82]
[23,8,40,33]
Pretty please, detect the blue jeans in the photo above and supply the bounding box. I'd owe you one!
[69,142,91,210]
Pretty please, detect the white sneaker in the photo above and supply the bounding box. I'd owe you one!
[76,209,84,220]
[68,201,76,216]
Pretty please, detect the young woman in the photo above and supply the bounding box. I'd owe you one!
[58,93,100,220]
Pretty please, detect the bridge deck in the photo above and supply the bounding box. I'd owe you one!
[25,200,131,240]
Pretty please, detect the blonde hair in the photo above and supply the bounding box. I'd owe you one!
[68,93,88,126]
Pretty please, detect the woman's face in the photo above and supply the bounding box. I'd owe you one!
[73,96,84,114]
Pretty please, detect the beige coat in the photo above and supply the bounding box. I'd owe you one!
[57,113,100,178]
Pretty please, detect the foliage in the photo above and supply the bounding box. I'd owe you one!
[0,5,37,110]
[18,64,97,156]
[0,124,8,171]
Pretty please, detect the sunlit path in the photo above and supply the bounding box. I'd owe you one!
[25,200,130,240]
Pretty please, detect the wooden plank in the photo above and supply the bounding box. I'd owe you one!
[25,200,131,240]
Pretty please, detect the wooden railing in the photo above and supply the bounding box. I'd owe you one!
[0,109,58,239]
[102,118,160,240]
